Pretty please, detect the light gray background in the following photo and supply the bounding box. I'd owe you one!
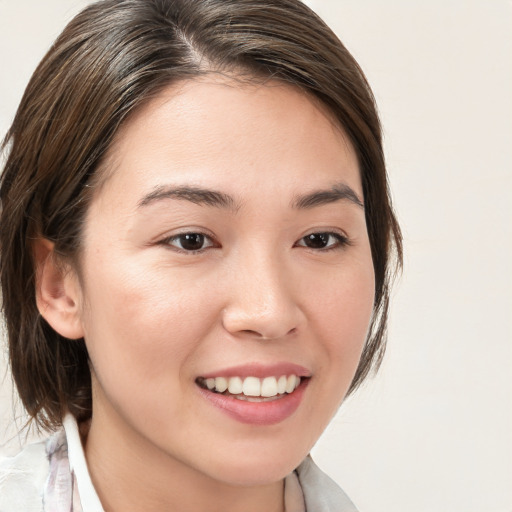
[1,1,511,511]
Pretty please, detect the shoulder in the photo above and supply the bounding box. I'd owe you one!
[0,438,50,512]
[296,456,359,512]
[0,428,69,512]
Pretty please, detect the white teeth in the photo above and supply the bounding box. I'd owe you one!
[277,375,287,394]
[261,376,278,397]
[202,374,304,397]
[285,375,297,393]
[215,377,228,393]
[242,376,261,396]
[277,375,288,395]
[228,376,243,394]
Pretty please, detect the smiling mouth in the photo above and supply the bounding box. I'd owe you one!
[196,375,304,402]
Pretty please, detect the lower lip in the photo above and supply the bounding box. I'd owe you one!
[198,379,309,426]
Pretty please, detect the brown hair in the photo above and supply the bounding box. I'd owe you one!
[0,0,402,430]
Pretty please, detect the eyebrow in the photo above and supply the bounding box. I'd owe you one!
[137,182,364,211]
[291,183,364,210]
[138,185,240,211]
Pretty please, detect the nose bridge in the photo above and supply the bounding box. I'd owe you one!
[222,244,302,339]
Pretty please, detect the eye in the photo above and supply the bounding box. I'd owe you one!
[296,232,349,250]
[163,232,216,252]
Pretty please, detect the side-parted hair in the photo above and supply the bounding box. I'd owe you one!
[0,0,402,430]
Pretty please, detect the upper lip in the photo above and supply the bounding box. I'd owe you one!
[199,362,311,379]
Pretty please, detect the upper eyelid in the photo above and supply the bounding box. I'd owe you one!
[296,232,349,243]
[159,228,216,242]
[165,232,216,242]
[299,228,349,240]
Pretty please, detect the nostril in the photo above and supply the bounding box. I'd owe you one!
[239,327,297,340]
[238,329,272,340]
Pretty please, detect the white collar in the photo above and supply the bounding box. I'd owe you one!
[62,413,104,511]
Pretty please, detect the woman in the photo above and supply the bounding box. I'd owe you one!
[0,0,402,510]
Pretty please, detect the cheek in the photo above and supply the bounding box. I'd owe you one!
[79,256,220,399]
[309,259,375,383]
[285,259,375,450]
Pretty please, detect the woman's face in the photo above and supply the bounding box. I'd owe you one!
[75,77,375,485]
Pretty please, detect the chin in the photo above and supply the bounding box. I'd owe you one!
[210,463,296,488]
[197,442,310,487]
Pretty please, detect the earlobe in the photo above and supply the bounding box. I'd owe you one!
[33,238,85,340]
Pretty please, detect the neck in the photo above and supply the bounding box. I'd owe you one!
[83,406,285,512]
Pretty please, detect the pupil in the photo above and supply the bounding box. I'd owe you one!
[181,233,204,251]
[305,233,328,248]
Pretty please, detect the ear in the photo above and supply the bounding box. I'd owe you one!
[33,238,85,340]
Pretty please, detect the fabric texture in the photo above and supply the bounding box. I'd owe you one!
[0,414,358,512]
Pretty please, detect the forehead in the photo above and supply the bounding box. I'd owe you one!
[93,76,361,210]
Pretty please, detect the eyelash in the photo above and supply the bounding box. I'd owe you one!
[160,230,351,254]
[160,232,218,254]
[294,232,351,252]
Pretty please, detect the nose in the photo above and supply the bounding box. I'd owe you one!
[221,252,305,341]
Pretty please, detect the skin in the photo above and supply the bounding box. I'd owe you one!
[38,77,375,512]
